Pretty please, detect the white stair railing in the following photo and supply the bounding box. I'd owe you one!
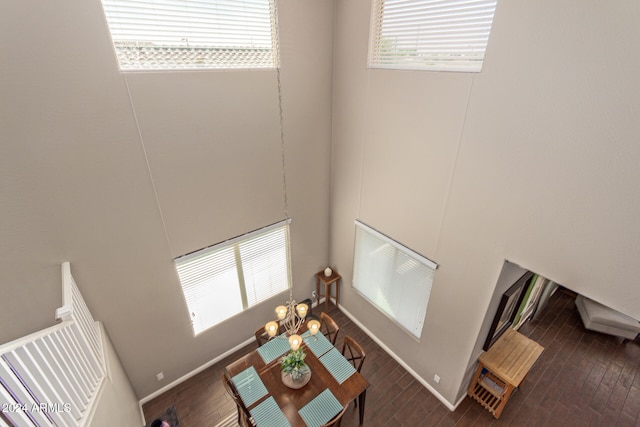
[0,262,105,427]
[55,262,104,372]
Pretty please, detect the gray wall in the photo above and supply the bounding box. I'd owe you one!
[91,325,142,427]
[330,0,640,405]
[0,0,334,398]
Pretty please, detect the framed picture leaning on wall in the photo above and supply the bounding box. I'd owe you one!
[483,271,535,351]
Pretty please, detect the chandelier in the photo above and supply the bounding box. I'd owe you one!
[264,292,321,351]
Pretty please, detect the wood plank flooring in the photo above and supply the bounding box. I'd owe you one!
[142,290,640,426]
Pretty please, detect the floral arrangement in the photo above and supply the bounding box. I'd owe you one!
[280,349,309,380]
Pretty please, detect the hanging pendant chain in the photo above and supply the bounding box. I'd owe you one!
[273,0,289,219]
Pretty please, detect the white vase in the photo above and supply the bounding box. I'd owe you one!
[324,267,332,277]
[281,367,311,389]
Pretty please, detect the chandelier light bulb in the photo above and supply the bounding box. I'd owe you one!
[308,320,320,336]
[295,303,308,319]
[289,334,302,351]
[275,306,287,320]
[265,321,279,337]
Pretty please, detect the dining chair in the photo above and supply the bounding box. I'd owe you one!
[321,405,348,427]
[254,326,270,347]
[320,312,340,345]
[222,372,253,427]
[341,335,366,408]
[341,335,366,372]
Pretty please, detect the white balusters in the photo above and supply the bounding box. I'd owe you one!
[0,263,106,426]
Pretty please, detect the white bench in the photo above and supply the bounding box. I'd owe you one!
[575,295,640,340]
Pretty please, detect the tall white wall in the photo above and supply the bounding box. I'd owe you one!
[0,0,334,398]
[331,0,640,405]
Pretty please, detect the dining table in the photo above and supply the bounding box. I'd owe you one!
[225,327,369,426]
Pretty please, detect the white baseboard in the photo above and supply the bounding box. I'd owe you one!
[140,297,461,412]
[139,298,329,406]
[337,305,460,412]
[139,336,255,406]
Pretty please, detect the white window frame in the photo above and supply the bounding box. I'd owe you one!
[175,219,292,335]
[368,0,498,72]
[352,220,438,339]
[100,0,279,71]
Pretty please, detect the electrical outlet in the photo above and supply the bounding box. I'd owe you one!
[434,374,440,384]
[156,372,164,381]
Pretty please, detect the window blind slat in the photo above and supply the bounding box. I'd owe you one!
[369,0,497,72]
[240,226,289,306]
[175,220,291,335]
[353,220,437,339]
[101,0,277,70]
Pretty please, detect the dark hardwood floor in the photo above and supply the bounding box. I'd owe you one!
[142,289,640,426]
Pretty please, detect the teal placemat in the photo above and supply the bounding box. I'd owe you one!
[319,347,357,384]
[232,366,268,407]
[302,330,333,357]
[298,388,344,427]
[250,396,291,427]
[257,334,291,364]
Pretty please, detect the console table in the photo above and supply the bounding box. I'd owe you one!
[468,328,544,418]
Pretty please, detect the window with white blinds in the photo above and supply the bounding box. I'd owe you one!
[353,220,437,339]
[175,219,291,335]
[100,0,278,71]
[368,0,498,72]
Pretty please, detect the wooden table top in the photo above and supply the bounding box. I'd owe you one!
[316,271,342,286]
[478,328,544,387]
[226,336,369,426]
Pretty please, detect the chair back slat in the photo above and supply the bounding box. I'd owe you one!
[341,335,366,372]
[321,312,340,345]
[222,372,252,426]
[321,404,348,427]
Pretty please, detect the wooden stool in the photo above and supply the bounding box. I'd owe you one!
[316,270,341,311]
